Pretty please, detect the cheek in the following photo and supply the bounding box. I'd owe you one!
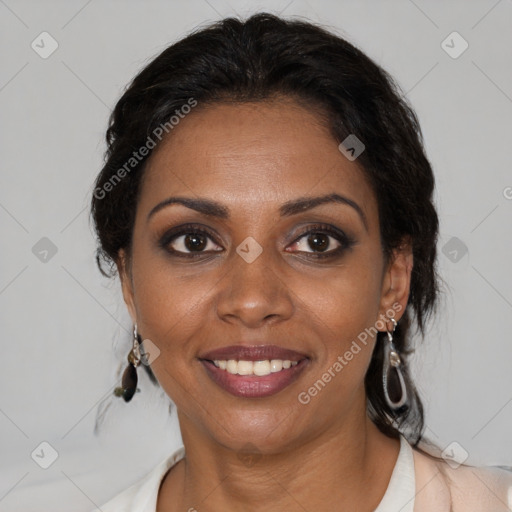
[132,267,214,348]
[128,247,233,396]
[296,258,383,334]
[130,265,213,404]
[292,260,383,389]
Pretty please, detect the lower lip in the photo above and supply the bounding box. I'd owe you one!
[199,359,310,398]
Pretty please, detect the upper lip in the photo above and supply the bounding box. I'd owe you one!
[199,344,309,362]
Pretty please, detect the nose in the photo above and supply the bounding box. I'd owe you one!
[215,244,294,329]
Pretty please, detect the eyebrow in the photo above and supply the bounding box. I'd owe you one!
[147,193,368,231]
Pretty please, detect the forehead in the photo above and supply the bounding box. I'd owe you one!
[139,99,377,224]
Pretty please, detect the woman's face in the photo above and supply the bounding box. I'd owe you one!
[118,98,412,454]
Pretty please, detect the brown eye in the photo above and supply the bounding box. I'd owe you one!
[181,233,208,252]
[286,223,356,259]
[168,232,220,254]
[292,232,341,253]
[305,233,331,252]
[159,224,223,257]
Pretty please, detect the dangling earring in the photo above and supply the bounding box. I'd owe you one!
[382,317,408,412]
[114,324,142,402]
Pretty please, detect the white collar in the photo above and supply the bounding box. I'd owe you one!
[374,435,416,512]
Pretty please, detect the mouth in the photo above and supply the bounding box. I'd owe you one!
[198,344,310,398]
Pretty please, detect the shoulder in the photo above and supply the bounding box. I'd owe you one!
[411,441,512,511]
[92,446,186,512]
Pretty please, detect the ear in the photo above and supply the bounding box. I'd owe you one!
[117,249,137,324]
[377,237,413,330]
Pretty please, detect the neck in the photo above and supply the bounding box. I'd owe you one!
[159,408,401,512]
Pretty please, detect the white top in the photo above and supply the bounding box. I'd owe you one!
[94,435,415,512]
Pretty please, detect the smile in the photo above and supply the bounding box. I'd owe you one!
[212,359,298,376]
[200,358,309,398]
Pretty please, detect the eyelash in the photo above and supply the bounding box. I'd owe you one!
[158,223,356,260]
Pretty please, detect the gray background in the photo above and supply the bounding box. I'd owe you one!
[1,0,511,510]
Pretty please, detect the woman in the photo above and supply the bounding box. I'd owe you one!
[90,13,512,512]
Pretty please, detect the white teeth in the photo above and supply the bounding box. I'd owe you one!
[270,360,283,372]
[226,359,238,373]
[251,360,269,376]
[237,360,254,375]
[212,359,299,376]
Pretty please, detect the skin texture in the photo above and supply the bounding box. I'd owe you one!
[117,98,414,511]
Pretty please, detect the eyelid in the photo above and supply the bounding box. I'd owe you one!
[290,223,352,243]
